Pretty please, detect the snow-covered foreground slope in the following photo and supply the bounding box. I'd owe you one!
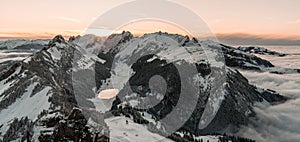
[106,116,173,142]
[105,116,222,142]
[0,65,54,140]
[106,116,221,142]
[0,32,288,141]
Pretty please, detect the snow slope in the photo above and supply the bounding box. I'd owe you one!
[105,116,173,142]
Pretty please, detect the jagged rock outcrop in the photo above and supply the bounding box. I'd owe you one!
[201,42,299,74]
[2,117,33,142]
[0,33,117,141]
[219,43,274,70]
[237,46,287,56]
[38,108,109,142]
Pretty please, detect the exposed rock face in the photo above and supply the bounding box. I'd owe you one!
[219,44,274,70]
[2,117,33,142]
[38,108,107,142]
[0,32,287,141]
[109,54,286,135]
[96,33,286,137]
[0,33,117,141]
[202,42,299,74]
[49,35,65,45]
[237,46,287,57]
[226,45,299,74]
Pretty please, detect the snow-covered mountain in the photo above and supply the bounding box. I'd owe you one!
[219,43,300,74]
[0,32,287,141]
[0,39,49,50]
[237,46,287,57]
[0,39,50,74]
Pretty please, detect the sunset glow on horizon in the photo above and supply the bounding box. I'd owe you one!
[1,0,300,43]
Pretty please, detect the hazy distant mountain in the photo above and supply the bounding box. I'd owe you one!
[0,39,50,50]
[0,39,50,74]
[216,34,300,46]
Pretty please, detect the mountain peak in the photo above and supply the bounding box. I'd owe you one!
[107,31,133,42]
[49,35,65,45]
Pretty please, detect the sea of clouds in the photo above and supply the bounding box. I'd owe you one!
[236,46,300,142]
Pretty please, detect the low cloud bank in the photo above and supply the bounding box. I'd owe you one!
[238,70,300,142]
[216,33,300,46]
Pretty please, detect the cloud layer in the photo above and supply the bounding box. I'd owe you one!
[237,50,300,142]
[216,33,300,46]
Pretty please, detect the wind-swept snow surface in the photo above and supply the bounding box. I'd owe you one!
[105,116,173,142]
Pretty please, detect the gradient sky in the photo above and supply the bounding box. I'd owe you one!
[1,0,300,44]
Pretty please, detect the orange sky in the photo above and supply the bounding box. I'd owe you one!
[1,0,300,41]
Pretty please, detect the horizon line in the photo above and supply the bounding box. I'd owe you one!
[1,31,300,46]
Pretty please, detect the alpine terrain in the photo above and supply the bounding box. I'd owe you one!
[0,32,287,142]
